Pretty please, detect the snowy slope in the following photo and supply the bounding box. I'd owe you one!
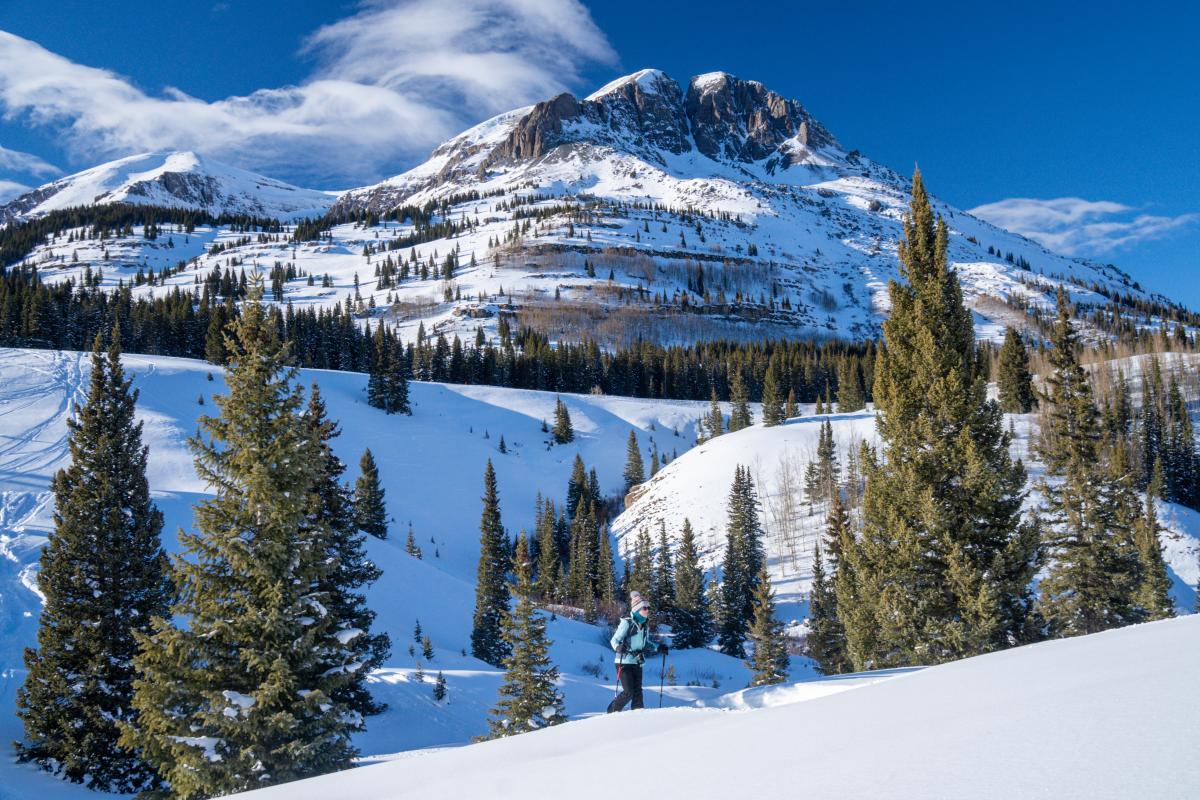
[230,615,1200,800]
[0,151,335,224]
[0,346,762,797]
[11,70,1172,349]
[613,358,1200,622]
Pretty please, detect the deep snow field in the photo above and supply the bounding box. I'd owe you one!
[0,345,1196,799]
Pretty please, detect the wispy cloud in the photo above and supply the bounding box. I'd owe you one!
[0,0,617,187]
[0,144,60,177]
[969,196,1200,257]
[0,179,31,202]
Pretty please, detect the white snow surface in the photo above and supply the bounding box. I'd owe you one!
[2,151,334,222]
[231,615,1200,800]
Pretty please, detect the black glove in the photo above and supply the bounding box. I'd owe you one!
[657,643,669,656]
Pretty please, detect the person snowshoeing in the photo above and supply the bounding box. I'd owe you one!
[607,591,668,713]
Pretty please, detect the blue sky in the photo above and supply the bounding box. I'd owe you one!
[0,0,1196,304]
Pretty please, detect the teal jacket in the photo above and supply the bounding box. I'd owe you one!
[610,615,660,665]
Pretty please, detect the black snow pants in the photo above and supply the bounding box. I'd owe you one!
[607,663,644,712]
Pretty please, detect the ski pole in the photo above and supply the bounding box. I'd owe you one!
[658,650,666,708]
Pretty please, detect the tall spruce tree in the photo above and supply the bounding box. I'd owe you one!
[997,326,1037,413]
[552,397,574,444]
[623,430,645,492]
[124,295,360,799]
[728,370,752,431]
[835,358,866,412]
[651,520,676,624]
[367,323,410,415]
[353,448,389,539]
[471,460,511,666]
[718,466,765,657]
[1036,290,1144,637]
[671,519,712,649]
[701,388,724,441]
[303,385,391,718]
[761,355,785,426]
[784,388,799,420]
[745,566,789,686]
[1133,470,1175,621]
[806,492,852,675]
[627,526,655,600]
[17,329,171,793]
[848,170,1036,670]
[482,534,566,739]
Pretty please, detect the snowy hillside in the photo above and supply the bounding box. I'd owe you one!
[613,357,1200,622]
[0,151,334,224]
[229,615,1200,800]
[8,70,1171,349]
[0,346,764,798]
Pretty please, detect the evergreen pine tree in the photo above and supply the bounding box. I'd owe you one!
[997,326,1037,413]
[784,388,799,420]
[303,385,390,718]
[848,169,1035,670]
[536,504,561,601]
[433,671,447,702]
[671,519,712,649]
[552,397,574,444]
[651,520,676,624]
[623,430,645,492]
[761,356,785,426]
[702,388,724,441]
[1133,469,1175,621]
[483,534,566,739]
[728,370,752,431]
[596,526,618,611]
[353,448,389,539]
[471,460,512,666]
[835,358,866,412]
[367,323,411,415]
[806,492,852,675]
[718,466,765,657]
[124,294,359,798]
[1036,290,1144,638]
[17,329,171,793]
[628,527,655,600]
[405,525,423,558]
[745,566,789,686]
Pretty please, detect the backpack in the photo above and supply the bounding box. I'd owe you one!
[617,616,646,661]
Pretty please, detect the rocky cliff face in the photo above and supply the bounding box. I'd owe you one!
[685,72,836,166]
[333,68,843,215]
[486,68,835,169]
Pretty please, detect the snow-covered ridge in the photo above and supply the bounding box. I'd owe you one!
[0,151,335,224]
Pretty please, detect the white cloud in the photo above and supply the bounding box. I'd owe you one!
[0,144,59,177]
[0,0,616,186]
[969,196,1200,257]
[0,179,31,202]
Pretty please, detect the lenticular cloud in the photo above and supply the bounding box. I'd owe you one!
[0,0,616,187]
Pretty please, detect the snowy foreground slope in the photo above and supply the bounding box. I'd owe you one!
[0,346,760,798]
[232,616,1200,800]
[0,346,1197,799]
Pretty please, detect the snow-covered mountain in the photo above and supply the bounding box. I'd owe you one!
[7,69,1175,348]
[0,151,335,224]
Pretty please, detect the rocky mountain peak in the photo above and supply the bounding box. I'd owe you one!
[485,68,837,171]
[685,72,837,166]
